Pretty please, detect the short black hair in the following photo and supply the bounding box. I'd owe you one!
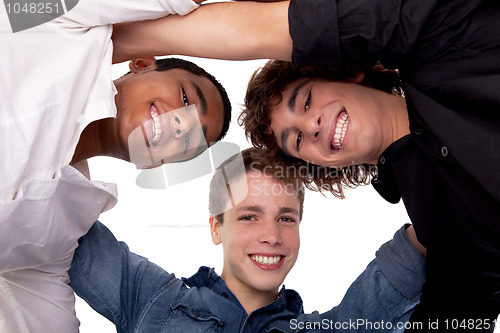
[154,58,232,143]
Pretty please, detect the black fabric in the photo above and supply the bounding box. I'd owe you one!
[289,0,500,329]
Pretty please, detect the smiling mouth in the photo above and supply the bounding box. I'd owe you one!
[331,109,349,151]
[151,105,162,146]
[250,254,283,266]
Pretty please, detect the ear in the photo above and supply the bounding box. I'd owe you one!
[351,71,365,83]
[129,57,156,73]
[209,215,222,245]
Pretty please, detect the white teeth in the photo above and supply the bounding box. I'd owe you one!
[332,111,348,150]
[151,107,162,146]
[250,255,282,265]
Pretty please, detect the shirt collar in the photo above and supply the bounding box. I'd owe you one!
[183,267,303,315]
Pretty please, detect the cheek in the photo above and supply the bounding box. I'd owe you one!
[302,143,320,160]
[222,228,252,249]
[204,113,224,143]
[284,229,300,251]
[117,103,145,141]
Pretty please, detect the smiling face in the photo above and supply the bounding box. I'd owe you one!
[269,77,397,168]
[210,171,300,303]
[113,65,224,167]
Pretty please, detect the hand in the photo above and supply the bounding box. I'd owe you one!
[405,224,427,256]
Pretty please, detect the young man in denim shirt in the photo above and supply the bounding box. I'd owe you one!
[69,148,426,332]
[112,1,500,329]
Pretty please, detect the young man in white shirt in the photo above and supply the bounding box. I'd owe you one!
[0,1,231,332]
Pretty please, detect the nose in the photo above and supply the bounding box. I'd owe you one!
[259,220,282,246]
[302,113,322,142]
[172,110,194,138]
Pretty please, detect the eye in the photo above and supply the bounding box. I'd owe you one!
[239,215,256,221]
[296,132,302,151]
[279,216,297,225]
[305,91,311,111]
[182,88,189,107]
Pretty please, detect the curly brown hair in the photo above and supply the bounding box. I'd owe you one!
[239,60,402,198]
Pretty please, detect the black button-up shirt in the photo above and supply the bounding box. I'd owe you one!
[289,0,500,323]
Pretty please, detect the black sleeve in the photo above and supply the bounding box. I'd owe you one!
[288,0,484,68]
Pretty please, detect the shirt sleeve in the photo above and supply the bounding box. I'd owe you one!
[296,225,425,332]
[57,0,199,28]
[68,221,183,331]
[288,0,439,67]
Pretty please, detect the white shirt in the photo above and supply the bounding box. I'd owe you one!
[0,0,198,201]
[0,0,198,331]
[0,166,118,333]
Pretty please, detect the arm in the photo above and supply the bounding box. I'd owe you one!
[289,0,491,69]
[112,1,292,64]
[298,224,426,331]
[405,224,426,256]
[59,0,200,29]
[69,221,183,330]
[289,0,440,68]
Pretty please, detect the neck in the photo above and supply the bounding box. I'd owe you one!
[369,92,409,164]
[71,118,126,165]
[221,270,279,314]
[389,94,410,143]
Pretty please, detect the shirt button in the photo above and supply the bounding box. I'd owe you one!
[441,146,448,157]
[379,156,386,164]
[414,128,424,135]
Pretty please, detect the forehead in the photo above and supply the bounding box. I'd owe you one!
[225,171,301,212]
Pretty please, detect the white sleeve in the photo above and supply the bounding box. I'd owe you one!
[0,167,117,274]
[57,0,199,28]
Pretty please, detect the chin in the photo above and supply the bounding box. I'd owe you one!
[253,278,285,293]
[256,285,281,294]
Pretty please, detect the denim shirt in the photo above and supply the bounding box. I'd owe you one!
[69,222,425,332]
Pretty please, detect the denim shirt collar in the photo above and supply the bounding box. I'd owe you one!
[182,266,303,316]
[182,267,243,308]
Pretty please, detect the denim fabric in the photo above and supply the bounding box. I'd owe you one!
[69,222,425,332]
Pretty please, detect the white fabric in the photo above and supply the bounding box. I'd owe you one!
[0,166,117,333]
[0,0,199,201]
[0,0,198,331]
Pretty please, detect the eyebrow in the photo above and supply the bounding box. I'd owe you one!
[192,81,207,115]
[287,79,309,112]
[281,80,310,156]
[277,207,300,216]
[235,205,264,214]
[235,205,299,217]
[192,81,209,144]
[281,129,291,156]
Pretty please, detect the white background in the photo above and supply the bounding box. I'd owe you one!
[76,57,498,332]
